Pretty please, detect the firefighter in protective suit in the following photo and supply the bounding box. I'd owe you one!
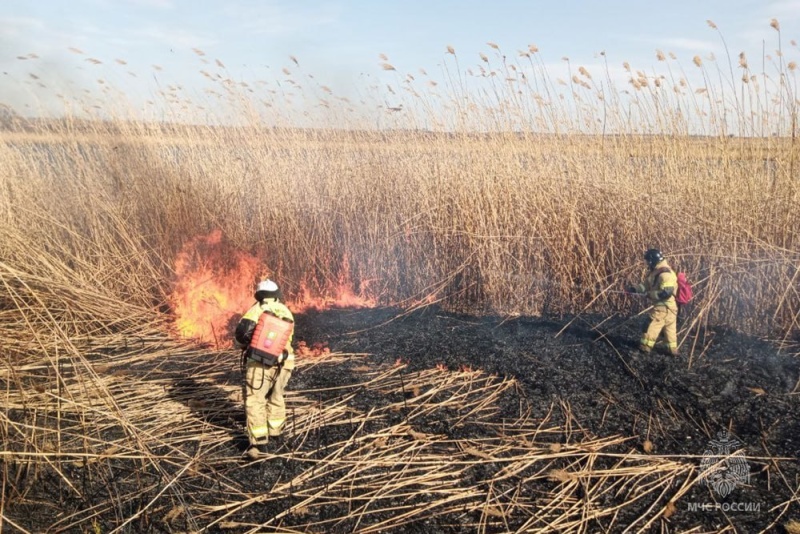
[626,249,680,356]
[234,279,295,460]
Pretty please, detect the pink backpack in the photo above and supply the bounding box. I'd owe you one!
[675,272,693,306]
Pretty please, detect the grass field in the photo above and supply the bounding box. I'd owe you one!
[2,123,798,340]
[1,24,800,532]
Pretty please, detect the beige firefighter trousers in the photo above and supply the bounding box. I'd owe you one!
[245,359,292,445]
[640,304,679,355]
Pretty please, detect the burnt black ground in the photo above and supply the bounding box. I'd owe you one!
[296,306,800,451]
[288,305,800,532]
[5,305,799,533]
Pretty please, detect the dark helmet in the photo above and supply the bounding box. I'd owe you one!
[254,279,282,301]
[644,248,664,268]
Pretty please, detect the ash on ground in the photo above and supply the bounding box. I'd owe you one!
[6,305,799,533]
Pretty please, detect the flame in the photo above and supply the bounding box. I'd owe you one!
[289,280,376,313]
[169,231,379,347]
[296,341,330,358]
[170,230,262,347]
[288,254,377,313]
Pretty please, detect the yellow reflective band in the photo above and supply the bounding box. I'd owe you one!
[267,419,285,429]
[242,304,264,322]
[249,425,269,438]
[640,338,656,348]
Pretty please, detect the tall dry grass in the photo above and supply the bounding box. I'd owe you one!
[0,19,799,532]
[1,120,797,340]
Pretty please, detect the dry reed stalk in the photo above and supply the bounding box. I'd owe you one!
[2,122,798,340]
[190,360,747,532]
[2,27,800,531]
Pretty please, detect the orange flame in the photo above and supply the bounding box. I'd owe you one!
[169,231,379,347]
[296,341,331,358]
[287,254,377,313]
[170,230,262,347]
[289,280,377,313]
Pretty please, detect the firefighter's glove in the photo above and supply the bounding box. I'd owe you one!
[656,287,674,300]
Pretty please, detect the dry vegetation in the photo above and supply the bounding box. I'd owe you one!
[0,343,739,533]
[1,19,799,533]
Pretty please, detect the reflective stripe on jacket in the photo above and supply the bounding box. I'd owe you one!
[635,260,678,307]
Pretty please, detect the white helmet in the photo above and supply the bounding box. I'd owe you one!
[254,279,281,300]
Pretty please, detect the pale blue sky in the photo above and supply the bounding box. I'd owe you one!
[2,0,800,126]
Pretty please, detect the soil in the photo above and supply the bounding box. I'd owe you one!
[287,306,800,532]
[4,305,799,533]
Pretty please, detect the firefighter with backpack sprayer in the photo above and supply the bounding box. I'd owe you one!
[234,279,295,460]
[625,249,680,357]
